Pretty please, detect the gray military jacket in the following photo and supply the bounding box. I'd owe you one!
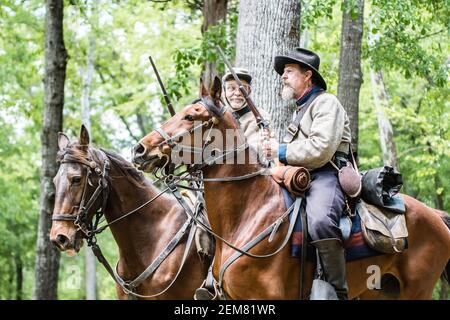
[279,92,352,170]
[234,107,275,162]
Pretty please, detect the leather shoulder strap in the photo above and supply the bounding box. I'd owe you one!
[282,91,324,143]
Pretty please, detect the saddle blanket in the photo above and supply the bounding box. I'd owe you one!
[281,188,383,261]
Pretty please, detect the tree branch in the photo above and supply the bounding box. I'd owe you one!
[414,29,446,41]
[147,0,172,3]
[118,115,139,142]
[398,145,433,158]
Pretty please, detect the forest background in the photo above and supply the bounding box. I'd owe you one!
[0,0,448,299]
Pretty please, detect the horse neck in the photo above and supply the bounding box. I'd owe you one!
[201,116,262,183]
[104,163,185,273]
[202,147,279,236]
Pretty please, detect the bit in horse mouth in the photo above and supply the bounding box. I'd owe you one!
[136,154,161,172]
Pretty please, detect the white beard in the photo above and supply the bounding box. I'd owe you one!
[281,85,296,101]
[229,99,246,110]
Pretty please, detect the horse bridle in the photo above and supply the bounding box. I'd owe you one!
[153,97,294,259]
[52,150,110,241]
[153,96,250,170]
[52,148,206,298]
[155,96,223,148]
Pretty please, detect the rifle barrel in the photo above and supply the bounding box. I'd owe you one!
[148,56,176,116]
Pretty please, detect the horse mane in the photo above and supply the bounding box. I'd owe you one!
[97,148,146,186]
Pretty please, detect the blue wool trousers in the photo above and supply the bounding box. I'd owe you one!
[305,165,345,242]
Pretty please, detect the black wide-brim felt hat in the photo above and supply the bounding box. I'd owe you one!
[274,47,327,90]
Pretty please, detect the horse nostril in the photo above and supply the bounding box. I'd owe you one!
[134,143,146,157]
[55,234,69,249]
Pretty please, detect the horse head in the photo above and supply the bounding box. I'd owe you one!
[50,124,108,256]
[132,76,243,172]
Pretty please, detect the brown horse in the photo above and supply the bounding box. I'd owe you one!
[50,125,212,299]
[132,77,450,299]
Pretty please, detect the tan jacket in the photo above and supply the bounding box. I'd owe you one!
[279,93,352,170]
[235,108,276,161]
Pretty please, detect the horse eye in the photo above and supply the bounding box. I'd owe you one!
[184,114,194,121]
[71,176,82,185]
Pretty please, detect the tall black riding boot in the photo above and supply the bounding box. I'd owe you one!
[311,238,349,300]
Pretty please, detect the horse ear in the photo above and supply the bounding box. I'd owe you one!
[199,77,209,97]
[58,132,70,151]
[210,76,222,104]
[79,124,90,146]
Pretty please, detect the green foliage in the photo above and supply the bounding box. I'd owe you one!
[57,231,118,299]
[0,0,44,299]
[366,0,449,87]
[433,280,449,300]
[300,0,337,30]
[0,0,204,300]
[168,23,228,101]
[167,2,238,105]
[0,118,40,299]
[387,80,449,204]
[63,0,202,147]
[304,3,342,94]
[0,0,448,300]
[305,0,449,216]
[0,0,44,125]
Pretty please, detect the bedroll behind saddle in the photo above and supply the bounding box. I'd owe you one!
[361,166,405,214]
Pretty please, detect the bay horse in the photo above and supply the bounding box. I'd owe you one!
[132,77,450,299]
[50,125,213,299]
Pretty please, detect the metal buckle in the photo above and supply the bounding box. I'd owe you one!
[287,123,298,136]
[165,175,178,192]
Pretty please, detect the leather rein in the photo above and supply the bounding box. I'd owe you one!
[151,97,301,298]
[52,149,200,299]
[153,96,296,256]
[154,96,252,171]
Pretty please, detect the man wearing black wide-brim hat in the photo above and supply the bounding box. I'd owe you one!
[264,48,352,300]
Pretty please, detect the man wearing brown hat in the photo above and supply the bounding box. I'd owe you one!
[264,48,352,300]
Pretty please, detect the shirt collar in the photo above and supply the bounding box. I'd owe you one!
[232,105,251,119]
[296,85,323,107]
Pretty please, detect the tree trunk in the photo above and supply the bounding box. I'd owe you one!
[81,3,97,300]
[81,33,95,134]
[15,255,23,300]
[369,69,399,170]
[300,28,309,49]
[367,19,399,170]
[34,0,67,300]
[202,0,228,89]
[136,113,150,138]
[338,0,364,156]
[235,0,301,139]
[6,265,13,299]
